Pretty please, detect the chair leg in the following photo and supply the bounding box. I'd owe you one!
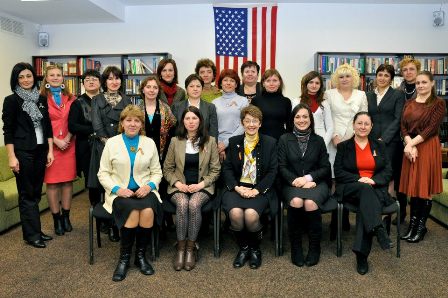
[216,207,221,257]
[89,206,94,265]
[337,203,342,257]
[213,208,218,258]
[150,227,156,262]
[275,212,280,257]
[96,219,102,248]
[279,201,284,256]
[396,201,401,258]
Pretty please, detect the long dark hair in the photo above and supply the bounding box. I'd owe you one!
[300,71,325,107]
[176,106,209,150]
[288,103,315,133]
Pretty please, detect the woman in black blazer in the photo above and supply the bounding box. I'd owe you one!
[171,74,218,138]
[221,105,278,270]
[367,64,406,224]
[2,62,54,248]
[278,103,331,267]
[334,112,393,275]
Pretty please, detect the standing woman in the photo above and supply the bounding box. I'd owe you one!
[221,105,278,269]
[163,106,220,271]
[278,104,331,267]
[171,74,218,138]
[98,105,163,281]
[213,69,249,162]
[237,61,262,102]
[398,57,421,101]
[399,71,446,243]
[68,69,102,206]
[2,62,54,248]
[157,58,186,106]
[325,63,367,235]
[90,66,132,241]
[251,69,292,141]
[295,71,333,149]
[366,64,405,222]
[41,65,76,236]
[138,75,176,160]
[195,58,221,103]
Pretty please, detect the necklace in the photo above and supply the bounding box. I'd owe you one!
[404,88,416,95]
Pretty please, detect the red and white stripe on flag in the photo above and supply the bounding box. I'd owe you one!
[214,4,278,79]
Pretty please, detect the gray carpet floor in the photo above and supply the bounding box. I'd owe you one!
[0,190,447,298]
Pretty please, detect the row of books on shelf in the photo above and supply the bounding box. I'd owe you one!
[318,55,448,75]
[125,58,155,75]
[78,58,102,75]
[34,58,77,76]
[125,78,142,95]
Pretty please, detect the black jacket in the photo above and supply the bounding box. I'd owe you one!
[91,93,132,138]
[334,137,393,203]
[278,132,331,187]
[367,88,405,144]
[220,133,278,215]
[2,93,52,150]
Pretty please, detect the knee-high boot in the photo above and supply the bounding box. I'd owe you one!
[61,208,73,232]
[305,209,322,267]
[52,213,64,236]
[232,229,250,268]
[392,192,407,225]
[401,197,418,240]
[407,199,432,243]
[248,229,263,269]
[134,227,154,275]
[112,227,135,282]
[287,206,304,267]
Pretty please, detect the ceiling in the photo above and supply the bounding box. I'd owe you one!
[0,0,445,25]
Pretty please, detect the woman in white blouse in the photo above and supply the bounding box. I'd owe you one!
[324,63,367,237]
[292,71,333,150]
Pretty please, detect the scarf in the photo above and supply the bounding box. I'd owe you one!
[308,94,319,113]
[104,91,122,108]
[50,86,62,106]
[242,133,259,184]
[160,80,177,106]
[15,86,43,128]
[293,126,312,156]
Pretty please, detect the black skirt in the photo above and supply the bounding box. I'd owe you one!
[222,190,269,216]
[112,192,162,229]
[283,182,329,208]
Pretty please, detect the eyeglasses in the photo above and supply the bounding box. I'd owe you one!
[84,78,99,83]
[243,119,260,125]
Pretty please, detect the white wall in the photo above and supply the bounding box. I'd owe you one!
[0,13,39,145]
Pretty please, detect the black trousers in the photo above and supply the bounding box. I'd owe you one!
[343,182,382,256]
[14,145,47,241]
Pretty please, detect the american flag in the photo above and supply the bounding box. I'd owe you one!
[213,4,278,78]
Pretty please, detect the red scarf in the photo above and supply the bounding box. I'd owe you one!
[309,94,319,113]
[160,81,177,106]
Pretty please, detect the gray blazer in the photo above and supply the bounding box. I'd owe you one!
[171,99,218,138]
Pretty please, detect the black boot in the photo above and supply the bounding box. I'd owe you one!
[108,223,120,242]
[112,227,135,282]
[52,213,64,236]
[61,209,73,232]
[373,225,392,250]
[305,209,322,267]
[355,251,369,275]
[392,192,407,225]
[232,229,250,268]
[407,199,432,243]
[401,197,418,240]
[248,229,263,269]
[134,227,155,275]
[287,206,304,267]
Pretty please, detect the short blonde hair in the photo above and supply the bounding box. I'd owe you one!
[330,63,360,89]
[118,105,145,135]
[399,57,421,73]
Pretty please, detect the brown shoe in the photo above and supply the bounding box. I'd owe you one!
[173,240,186,271]
[184,240,198,271]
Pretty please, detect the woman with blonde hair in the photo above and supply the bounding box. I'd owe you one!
[398,57,421,101]
[40,65,76,236]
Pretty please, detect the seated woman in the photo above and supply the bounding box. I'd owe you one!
[221,105,278,270]
[163,106,220,271]
[278,103,331,267]
[98,105,163,282]
[334,112,393,275]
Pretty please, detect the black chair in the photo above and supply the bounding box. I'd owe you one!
[337,200,401,258]
[161,197,220,258]
[278,196,341,257]
[88,197,158,264]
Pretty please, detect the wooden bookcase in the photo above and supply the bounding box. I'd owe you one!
[315,52,448,143]
[32,52,171,98]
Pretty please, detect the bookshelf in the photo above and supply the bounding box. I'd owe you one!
[33,52,171,97]
[315,52,448,144]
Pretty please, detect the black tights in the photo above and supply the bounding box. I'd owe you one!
[229,208,261,232]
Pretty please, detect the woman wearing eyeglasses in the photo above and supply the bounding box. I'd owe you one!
[325,63,368,237]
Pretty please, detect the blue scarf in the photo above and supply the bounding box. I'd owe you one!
[50,86,62,106]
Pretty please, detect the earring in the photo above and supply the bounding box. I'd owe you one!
[60,84,65,89]
[45,83,50,89]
